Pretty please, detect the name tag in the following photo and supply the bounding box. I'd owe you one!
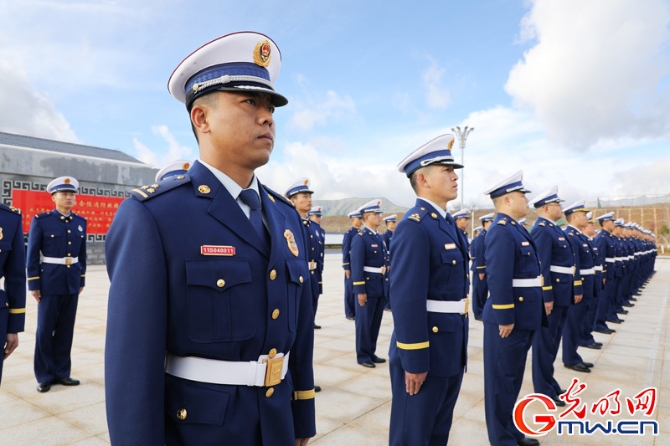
[444,243,456,250]
[201,245,236,256]
[371,244,378,248]
[583,244,588,247]
[521,241,530,246]
[558,237,565,241]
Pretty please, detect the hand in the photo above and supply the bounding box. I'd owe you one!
[602,278,607,286]
[4,333,18,359]
[345,270,351,279]
[499,324,514,338]
[544,301,553,316]
[358,293,367,307]
[79,287,84,295]
[295,438,310,446]
[31,289,41,303]
[574,294,583,304]
[405,371,428,396]
[479,273,485,281]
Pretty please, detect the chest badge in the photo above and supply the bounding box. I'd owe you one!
[284,229,299,257]
[78,225,83,232]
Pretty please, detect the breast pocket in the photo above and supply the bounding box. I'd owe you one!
[438,249,465,291]
[185,259,255,343]
[519,246,539,270]
[43,231,62,251]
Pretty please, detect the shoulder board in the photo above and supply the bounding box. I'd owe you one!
[36,211,53,219]
[263,185,294,207]
[0,203,21,215]
[357,231,364,236]
[497,219,507,225]
[131,174,191,202]
[568,231,575,236]
[538,221,545,226]
[405,205,428,223]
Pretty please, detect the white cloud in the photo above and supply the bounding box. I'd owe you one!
[0,61,77,142]
[132,125,196,168]
[423,57,450,109]
[505,0,670,148]
[289,90,357,132]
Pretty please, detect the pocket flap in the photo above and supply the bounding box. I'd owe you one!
[441,249,464,265]
[0,241,12,252]
[286,259,306,285]
[427,312,457,333]
[185,259,252,291]
[165,375,229,425]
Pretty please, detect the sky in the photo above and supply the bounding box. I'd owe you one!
[1,0,669,210]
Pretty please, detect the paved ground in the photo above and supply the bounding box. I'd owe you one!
[0,254,668,445]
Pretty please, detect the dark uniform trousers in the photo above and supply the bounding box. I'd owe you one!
[342,226,358,318]
[350,228,388,364]
[562,227,594,366]
[104,161,316,445]
[0,204,26,384]
[27,210,86,384]
[530,217,575,399]
[388,201,469,446]
[483,214,545,446]
[594,230,616,331]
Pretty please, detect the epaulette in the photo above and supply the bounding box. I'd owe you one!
[568,231,575,236]
[538,221,545,227]
[264,186,294,207]
[35,211,52,219]
[131,174,191,201]
[497,219,507,225]
[0,203,21,215]
[357,231,364,236]
[406,205,429,223]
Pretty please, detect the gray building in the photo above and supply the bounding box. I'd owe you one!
[1,131,158,264]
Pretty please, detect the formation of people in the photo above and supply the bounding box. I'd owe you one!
[0,30,659,446]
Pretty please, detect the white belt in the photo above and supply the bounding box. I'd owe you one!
[605,258,615,263]
[427,299,468,314]
[594,266,603,272]
[628,256,634,260]
[580,268,595,275]
[512,277,542,287]
[165,352,290,387]
[42,256,78,266]
[550,265,574,275]
[615,257,624,262]
[363,266,386,274]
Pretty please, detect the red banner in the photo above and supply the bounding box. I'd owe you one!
[11,190,124,235]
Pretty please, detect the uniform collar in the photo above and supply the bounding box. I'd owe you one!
[418,197,447,219]
[364,224,378,235]
[568,224,583,235]
[198,158,261,206]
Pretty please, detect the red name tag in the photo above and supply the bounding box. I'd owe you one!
[201,245,236,256]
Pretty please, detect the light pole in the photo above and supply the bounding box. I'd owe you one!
[451,126,474,209]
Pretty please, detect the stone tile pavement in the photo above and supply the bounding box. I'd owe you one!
[1,254,668,445]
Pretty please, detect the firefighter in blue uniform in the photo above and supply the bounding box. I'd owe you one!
[0,203,26,384]
[593,212,617,334]
[482,171,544,446]
[27,176,86,393]
[342,210,363,320]
[529,186,575,408]
[308,205,325,297]
[471,212,494,320]
[561,200,595,373]
[606,219,627,324]
[452,208,471,252]
[350,199,388,368]
[104,32,316,446]
[581,212,603,350]
[382,214,397,311]
[389,134,469,445]
[285,178,322,330]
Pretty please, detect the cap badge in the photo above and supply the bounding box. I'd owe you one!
[254,40,272,67]
[284,229,299,257]
[64,178,71,184]
[182,162,190,170]
[448,139,455,151]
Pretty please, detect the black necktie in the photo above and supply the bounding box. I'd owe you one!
[239,189,270,251]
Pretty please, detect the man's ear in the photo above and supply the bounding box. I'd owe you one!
[191,103,210,135]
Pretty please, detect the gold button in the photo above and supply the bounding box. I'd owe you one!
[452,260,456,265]
[519,297,524,302]
[311,271,314,275]
[269,270,277,280]
[432,326,438,333]
[272,309,280,319]
[431,213,438,219]
[299,276,303,283]
[68,241,72,245]
[217,279,225,287]
[556,279,560,282]
[269,348,277,359]
[68,230,71,233]
[51,234,55,238]
[266,387,274,397]
[177,408,187,420]
[198,185,211,194]
[67,265,70,268]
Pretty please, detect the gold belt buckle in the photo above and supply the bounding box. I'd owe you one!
[309,260,316,271]
[463,299,469,315]
[381,265,387,275]
[540,275,544,287]
[65,257,72,266]
[263,356,284,387]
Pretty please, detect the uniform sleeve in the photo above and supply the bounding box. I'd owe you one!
[290,221,316,439]
[389,221,430,373]
[595,235,613,279]
[26,217,42,291]
[6,216,26,333]
[105,198,168,446]
[78,220,87,287]
[474,233,487,271]
[567,233,583,297]
[342,231,351,271]
[531,227,554,303]
[350,234,366,294]
[485,227,516,325]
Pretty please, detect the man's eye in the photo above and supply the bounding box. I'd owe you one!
[245,99,256,105]
[268,106,275,114]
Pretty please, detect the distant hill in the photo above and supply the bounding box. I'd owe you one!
[313,197,409,216]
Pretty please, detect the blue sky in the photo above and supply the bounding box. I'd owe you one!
[1,0,669,209]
